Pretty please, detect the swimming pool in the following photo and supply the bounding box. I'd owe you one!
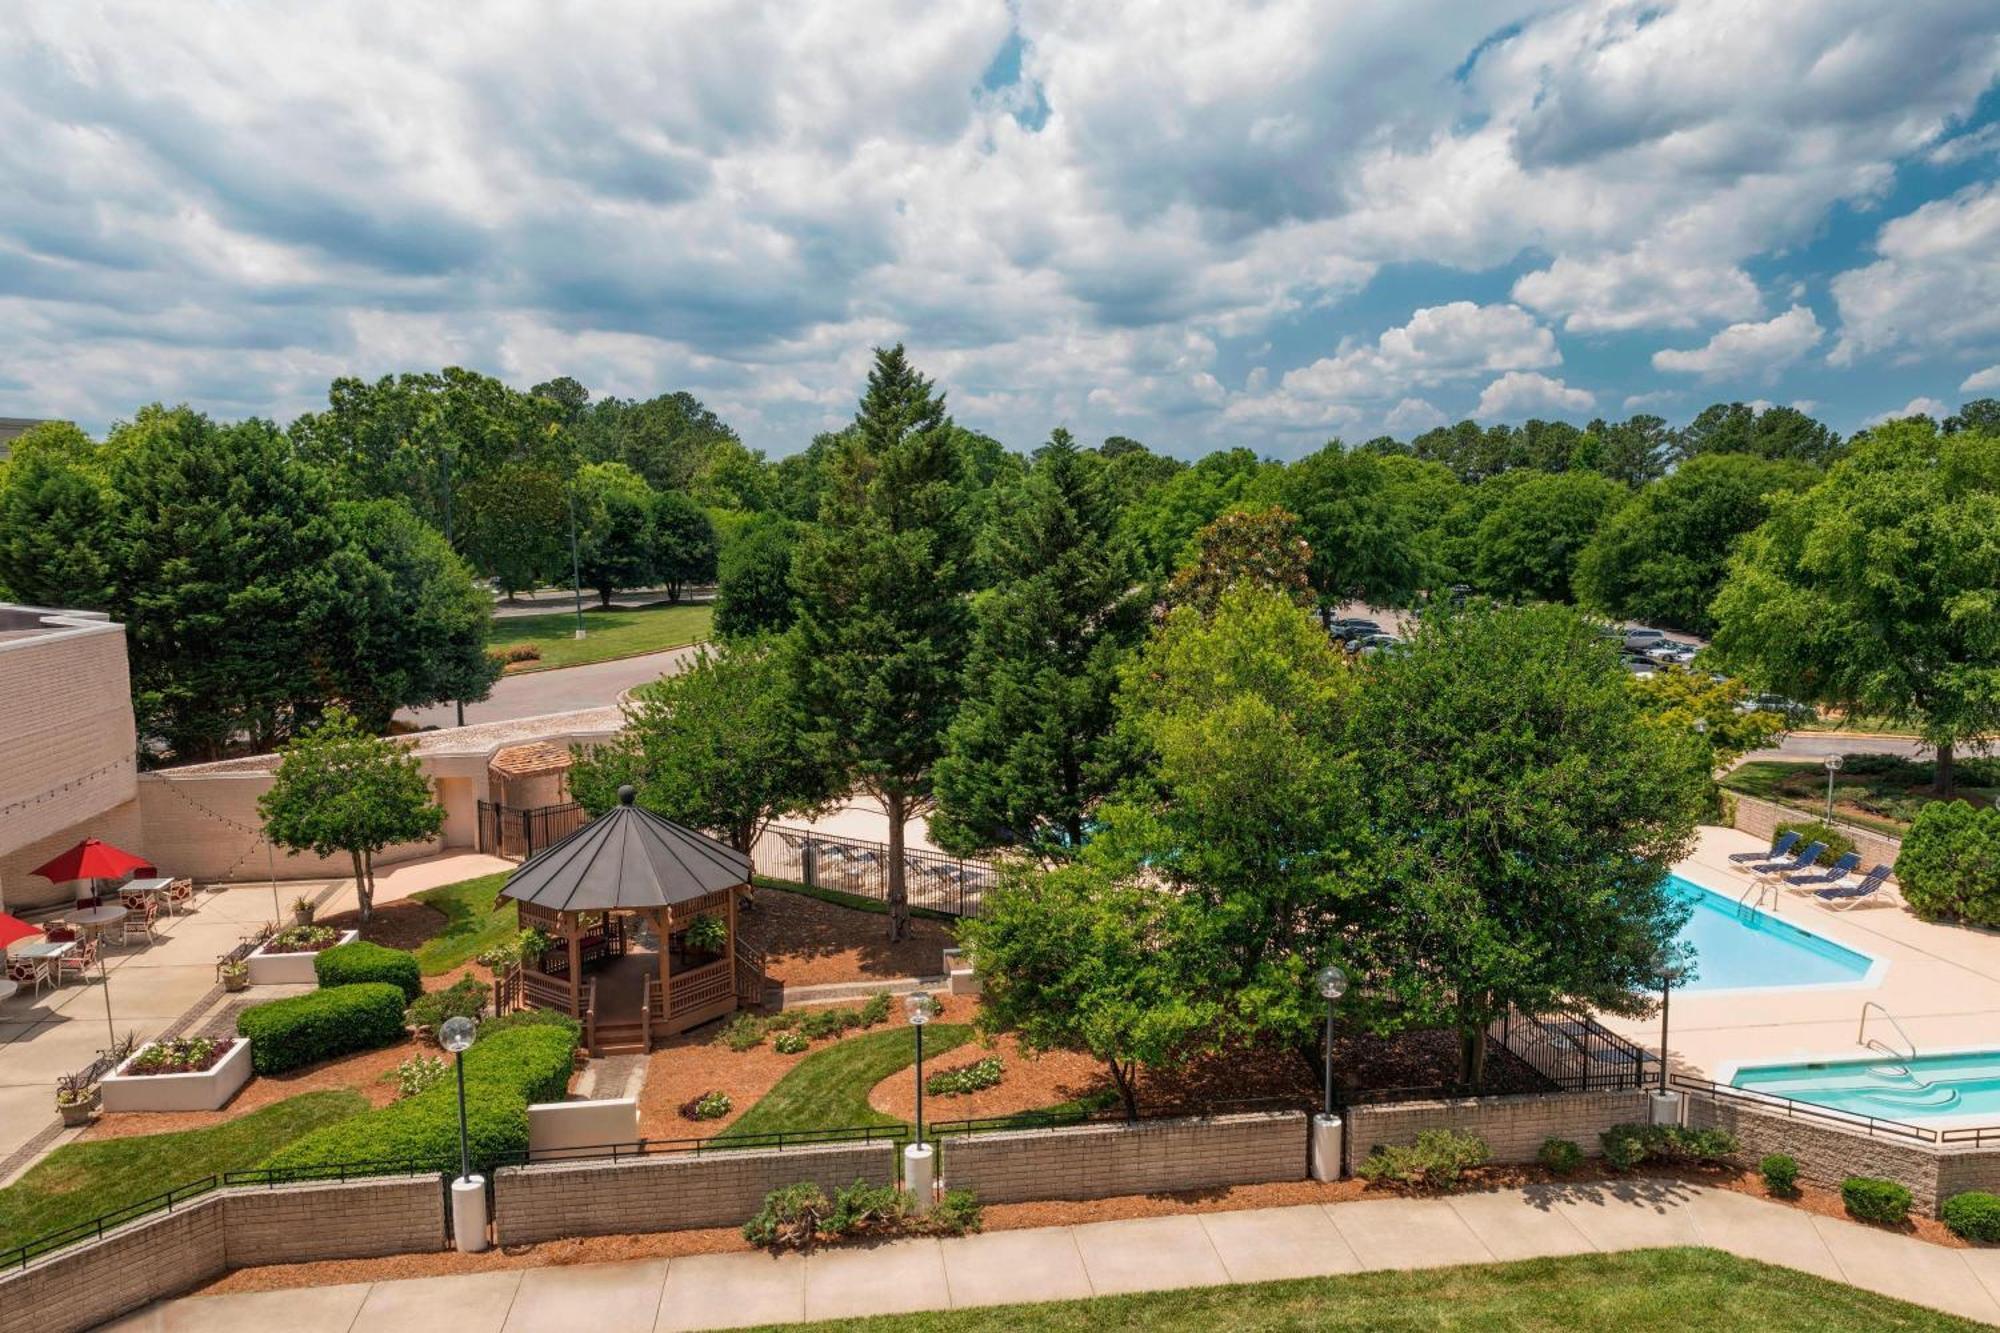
[1731,1050,2000,1120]
[1668,876,1878,992]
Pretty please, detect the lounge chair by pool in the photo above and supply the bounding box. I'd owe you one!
[1730,831,1799,865]
[1817,864,1894,910]
[1751,842,1826,879]
[1780,851,1861,888]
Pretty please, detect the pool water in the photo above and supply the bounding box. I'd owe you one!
[1733,1051,2000,1119]
[1668,876,1876,992]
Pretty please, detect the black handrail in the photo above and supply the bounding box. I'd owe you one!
[1668,1073,1959,1143]
[488,1123,908,1168]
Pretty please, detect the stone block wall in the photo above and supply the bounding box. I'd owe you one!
[222,1176,444,1266]
[0,1199,228,1333]
[1685,1095,1949,1213]
[1728,794,1902,875]
[941,1112,1306,1205]
[1347,1090,1652,1167]
[492,1141,897,1245]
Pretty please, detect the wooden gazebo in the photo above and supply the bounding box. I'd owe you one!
[497,786,766,1054]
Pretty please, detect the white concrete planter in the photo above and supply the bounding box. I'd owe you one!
[244,929,358,985]
[101,1038,253,1112]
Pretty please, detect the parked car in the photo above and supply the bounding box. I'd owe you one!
[1331,619,1383,643]
[1646,641,1699,665]
[1736,692,1816,724]
[1346,633,1403,656]
[1622,627,1667,652]
[1622,658,1658,679]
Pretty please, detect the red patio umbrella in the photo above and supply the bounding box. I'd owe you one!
[31,838,155,884]
[0,912,44,950]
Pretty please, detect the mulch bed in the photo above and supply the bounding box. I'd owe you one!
[737,887,958,987]
[868,1032,1105,1123]
[81,1038,420,1141]
[319,899,450,953]
[635,1024,820,1142]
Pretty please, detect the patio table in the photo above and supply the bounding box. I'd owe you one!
[68,905,127,940]
[0,978,16,1002]
[13,939,75,962]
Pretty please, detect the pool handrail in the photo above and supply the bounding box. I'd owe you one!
[1858,1000,1918,1063]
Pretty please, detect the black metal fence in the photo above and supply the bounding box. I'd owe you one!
[488,1123,908,1169]
[752,825,999,919]
[1490,1009,1654,1093]
[0,1159,439,1272]
[1667,1072,2000,1146]
[477,800,589,860]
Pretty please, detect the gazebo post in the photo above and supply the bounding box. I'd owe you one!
[726,882,740,989]
[565,914,582,1018]
[657,905,672,1023]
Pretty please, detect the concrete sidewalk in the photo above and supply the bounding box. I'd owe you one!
[108,1179,2000,1330]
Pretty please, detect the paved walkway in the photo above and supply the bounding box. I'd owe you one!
[400,644,704,729]
[109,1181,2000,1330]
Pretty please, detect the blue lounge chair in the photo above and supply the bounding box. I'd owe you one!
[1817,864,1894,911]
[1730,831,1799,865]
[1750,842,1825,878]
[1781,851,1861,887]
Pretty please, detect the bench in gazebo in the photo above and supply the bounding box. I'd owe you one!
[497,786,767,1054]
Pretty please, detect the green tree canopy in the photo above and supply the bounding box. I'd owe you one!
[568,641,834,854]
[1280,446,1423,608]
[1711,419,2000,793]
[790,345,971,939]
[1345,603,1710,1083]
[1670,402,1844,468]
[1575,453,1816,635]
[572,461,657,605]
[0,421,116,609]
[1473,469,1628,602]
[1116,447,1266,581]
[933,429,1149,857]
[1579,414,1671,488]
[1164,504,1314,615]
[570,390,740,493]
[1628,666,1787,768]
[647,489,719,601]
[713,513,799,641]
[458,462,568,598]
[259,708,444,920]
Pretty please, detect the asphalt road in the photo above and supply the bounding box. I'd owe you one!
[1755,732,1926,762]
[399,642,706,729]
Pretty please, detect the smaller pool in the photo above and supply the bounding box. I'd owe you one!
[1732,1051,2000,1120]
[1669,876,1877,992]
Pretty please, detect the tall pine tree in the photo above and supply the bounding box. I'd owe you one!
[933,430,1148,857]
[790,346,970,940]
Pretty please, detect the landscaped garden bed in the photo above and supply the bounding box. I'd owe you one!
[738,881,960,987]
[245,926,360,985]
[100,1037,252,1113]
[1722,754,2000,836]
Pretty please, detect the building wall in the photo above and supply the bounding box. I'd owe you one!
[1347,1090,1652,1167]
[0,615,140,912]
[136,770,446,883]
[941,1112,1306,1205]
[493,1141,897,1245]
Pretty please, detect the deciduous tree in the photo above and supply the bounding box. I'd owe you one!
[647,490,719,602]
[1474,470,1628,603]
[1280,446,1423,610]
[713,513,799,641]
[1164,505,1313,614]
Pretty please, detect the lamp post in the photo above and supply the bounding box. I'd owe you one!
[1822,753,1843,825]
[440,1016,489,1252]
[1650,952,1687,1124]
[1311,964,1348,1181]
[566,485,587,641]
[902,991,935,1214]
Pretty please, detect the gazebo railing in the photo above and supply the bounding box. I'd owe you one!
[669,960,733,1018]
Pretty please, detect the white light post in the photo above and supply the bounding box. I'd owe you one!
[1822,753,1843,825]
[440,1016,489,1252]
[1650,951,1687,1125]
[1311,964,1347,1181]
[902,991,935,1214]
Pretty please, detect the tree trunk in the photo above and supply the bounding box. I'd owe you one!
[1108,1059,1140,1120]
[666,581,682,604]
[350,849,372,923]
[1458,1023,1488,1089]
[1934,739,1956,797]
[884,791,910,942]
[598,587,615,608]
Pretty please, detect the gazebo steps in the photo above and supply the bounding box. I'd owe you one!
[592,1019,649,1055]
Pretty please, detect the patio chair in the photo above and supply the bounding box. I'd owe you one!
[1778,851,1861,889]
[1750,842,1826,880]
[120,898,158,947]
[167,878,194,915]
[5,956,51,998]
[58,937,97,984]
[1817,865,1895,911]
[1729,831,1799,865]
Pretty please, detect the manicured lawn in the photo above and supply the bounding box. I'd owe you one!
[1720,760,1997,837]
[487,602,711,671]
[0,1090,368,1255]
[741,1247,1972,1331]
[722,1023,973,1141]
[410,872,516,975]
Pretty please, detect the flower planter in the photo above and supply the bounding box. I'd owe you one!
[244,929,358,986]
[100,1037,253,1113]
[58,1092,98,1127]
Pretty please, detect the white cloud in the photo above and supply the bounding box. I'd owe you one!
[1476,371,1594,420]
[1652,306,1824,380]
[1512,249,1762,332]
[1963,365,2000,393]
[1863,396,1951,426]
[1830,182,2000,366]
[1384,397,1447,434]
[1281,302,1559,400]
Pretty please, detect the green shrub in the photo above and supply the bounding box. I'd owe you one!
[314,941,422,1001]
[406,977,492,1038]
[396,1055,447,1100]
[1537,1137,1583,1174]
[261,1023,579,1174]
[478,1008,583,1042]
[1841,1176,1912,1226]
[799,1005,862,1040]
[773,1031,808,1055]
[237,983,407,1074]
[827,1179,907,1235]
[1759,1153,1800,1196]
[741,1178,976,1249]
[690,1090,732,1120]
[743,1183,831,1248]
[1941,1191,2000,1241]
[1599,1123,1739,1171]
[716,1012,770,1051]
[1356,1129,1491,1190]
[267,923,339,953]
[858,992,892,1026]
[929,1188,983,1236]
[927,1056,1004,1096]
[685,914,728,955]
[1899,801,2000,927]
[1774,820,1857,867]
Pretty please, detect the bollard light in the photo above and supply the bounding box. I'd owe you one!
[1822,753,1844,825]
[1315,965,1347,1117]
[441,1015,478,1183]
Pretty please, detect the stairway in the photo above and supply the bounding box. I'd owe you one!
[592,1018,648,1055]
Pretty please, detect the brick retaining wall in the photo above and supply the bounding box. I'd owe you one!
[1728,794,1903,873]
[941,1112,1306,1205]
[222,1176,444,1267]
[1347,1090,1652,1166]
[492,1141,897,1246]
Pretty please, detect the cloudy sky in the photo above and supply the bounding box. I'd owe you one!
[4,1,1999,459]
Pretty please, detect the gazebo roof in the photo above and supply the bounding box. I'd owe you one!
[499,787,750,913]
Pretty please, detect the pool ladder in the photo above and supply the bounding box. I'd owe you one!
[1856,1002,1960,1109]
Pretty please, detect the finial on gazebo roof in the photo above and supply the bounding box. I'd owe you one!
[619,785,637,806]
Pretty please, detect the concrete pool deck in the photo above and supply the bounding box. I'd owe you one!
[1606,826,2000,1094]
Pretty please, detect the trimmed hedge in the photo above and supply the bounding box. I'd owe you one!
[1942,1191,2000,1242]
[262,1022,578,1174]
[1773,820,1857,868]
[315,940,422,1001]
[1841,1176,1912,1226]
[1899,802,2000,927]
[237,983,408,1075]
